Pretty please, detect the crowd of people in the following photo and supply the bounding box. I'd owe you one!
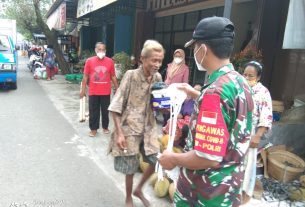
[78,16,273,207]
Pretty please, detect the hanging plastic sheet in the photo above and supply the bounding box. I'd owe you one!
[282,0,305,49]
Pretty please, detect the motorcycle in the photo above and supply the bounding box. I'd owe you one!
[28,52,43,73]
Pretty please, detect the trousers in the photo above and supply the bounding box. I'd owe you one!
[89,95,110,130]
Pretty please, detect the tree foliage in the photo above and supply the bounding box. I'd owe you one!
[32,0,70,74]
[4,0,51,40]
[4,0,70,74]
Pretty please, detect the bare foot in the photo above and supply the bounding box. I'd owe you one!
[133,189,150,207]
[125,198,134,207]
[241,191,251,205]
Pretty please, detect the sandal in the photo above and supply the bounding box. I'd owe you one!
[89,130,97,137]
[103,129,110,134]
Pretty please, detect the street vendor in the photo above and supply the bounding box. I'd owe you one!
[158,16,254,207]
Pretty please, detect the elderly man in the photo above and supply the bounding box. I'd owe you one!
[159,17,254,207]
[80,42,119,137]
[108,40,164,207]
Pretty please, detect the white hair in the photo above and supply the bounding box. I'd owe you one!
[141,40,164,57]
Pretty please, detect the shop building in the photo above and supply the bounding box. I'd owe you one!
[45,0,79,54]
[76,0,143,57]
[47,0,304,107]
[136,0,257,85]
[136,0,304,107]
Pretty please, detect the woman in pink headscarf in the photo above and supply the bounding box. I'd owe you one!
[164,49,189,85]
[163,49,190,126]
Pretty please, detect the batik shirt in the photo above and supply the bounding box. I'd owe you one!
[251,82,272,133]
[108,67,162,157]
[175,64,254,207]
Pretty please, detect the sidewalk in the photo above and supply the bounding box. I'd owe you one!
[33,69,303,207]
[36,73,171,207]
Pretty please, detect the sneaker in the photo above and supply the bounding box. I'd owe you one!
[89,130,97,137]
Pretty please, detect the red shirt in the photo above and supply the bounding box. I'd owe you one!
[84,56,115,96]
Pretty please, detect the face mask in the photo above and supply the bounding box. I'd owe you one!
[97,52,106,59]
[247,79,257,87]
[194,45,207,71]
[173,57,183,64]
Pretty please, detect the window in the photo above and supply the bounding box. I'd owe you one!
[173,14,184,31]
[174,31,193,48]
[200,8,217,19]
[153,7,220,85]
[163,33,171,46]
[0,35,11,54]
[185,11,199,30]
[163,16,172,32]
[154,33,163,43]
[155,17,163,32]
[216,7,224,17]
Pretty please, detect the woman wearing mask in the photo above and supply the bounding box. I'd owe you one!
[163,49,189,126]
[242,61,273,203]
[164,49,189,85]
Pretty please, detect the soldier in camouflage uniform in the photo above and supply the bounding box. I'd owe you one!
[108,40,164,207]
[158,17,254,207]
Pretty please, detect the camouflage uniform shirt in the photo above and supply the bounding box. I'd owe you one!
[175,64,254,207]
[108,67,161,157]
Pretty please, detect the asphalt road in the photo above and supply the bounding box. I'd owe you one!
[0,57,125,207]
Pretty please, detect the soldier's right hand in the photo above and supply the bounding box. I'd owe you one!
[177,83,200,99]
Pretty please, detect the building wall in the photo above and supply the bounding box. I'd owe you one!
[147,1,226,85]
[80,26,91,51]
[114,15,132,54]
[259,0,305,107]
[144,0,260,85]
[133,10,154,60]
[231,1,257,54]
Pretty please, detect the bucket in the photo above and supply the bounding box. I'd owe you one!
[151,97,171,109]
[151,88,171,109]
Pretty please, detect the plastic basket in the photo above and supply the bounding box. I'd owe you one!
[75,74,83,80]
[65,74,76,81]
[74,74,83,84]
[267,150,305,183]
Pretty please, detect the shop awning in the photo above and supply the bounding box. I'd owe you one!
[77,0,117,18]
[46,2,66,30]
[46,0,78,30]
[33,33,46,40]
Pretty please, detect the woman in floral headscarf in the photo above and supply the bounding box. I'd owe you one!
[163,49,190,126]
[164,49,189,85]
[242,61,273,204]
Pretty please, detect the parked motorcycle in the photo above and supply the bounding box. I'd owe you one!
[28,52,43,73]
